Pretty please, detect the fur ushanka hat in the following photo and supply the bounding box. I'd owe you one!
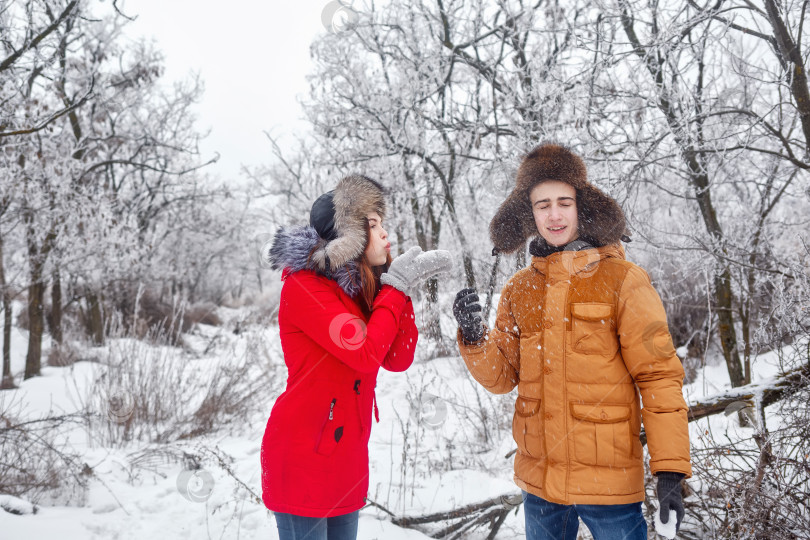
[489,143,628,254]
[308,174,387,271]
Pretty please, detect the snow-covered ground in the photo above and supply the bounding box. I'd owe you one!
[0,299,800,539]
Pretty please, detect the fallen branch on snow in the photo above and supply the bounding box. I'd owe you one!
[370,494,522,540]
[684,361,810,423]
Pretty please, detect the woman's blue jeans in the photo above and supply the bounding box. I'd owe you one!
[523,491,647,540]
[274,511,359,540]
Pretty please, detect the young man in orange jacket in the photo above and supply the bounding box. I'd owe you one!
[453,144,691,539]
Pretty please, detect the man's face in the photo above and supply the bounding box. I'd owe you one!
[530,181,579,247]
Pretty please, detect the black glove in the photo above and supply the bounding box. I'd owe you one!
[453,288,484,342]
[656,471,685,532]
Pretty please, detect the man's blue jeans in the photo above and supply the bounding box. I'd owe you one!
[523,491,647,540]
[274,510,359,540]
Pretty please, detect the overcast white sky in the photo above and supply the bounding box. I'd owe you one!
[124,0,333,181]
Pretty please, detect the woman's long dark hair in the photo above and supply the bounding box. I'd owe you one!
[353,251,393,317]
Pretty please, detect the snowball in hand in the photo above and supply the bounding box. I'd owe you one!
[654,508,678,539]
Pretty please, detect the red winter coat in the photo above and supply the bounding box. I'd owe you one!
[261,268,417,517]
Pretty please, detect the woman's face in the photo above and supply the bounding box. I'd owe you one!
[364,212,390,266]
[530,181,579,246]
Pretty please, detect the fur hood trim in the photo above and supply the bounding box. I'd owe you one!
[265,225,362,297]
[490,143,628,253]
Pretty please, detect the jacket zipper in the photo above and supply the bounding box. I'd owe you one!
[328,398,336,420]
[314,398,338,452]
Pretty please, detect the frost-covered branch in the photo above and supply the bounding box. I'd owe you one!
[685,361,810,424]
[636,359,810,445]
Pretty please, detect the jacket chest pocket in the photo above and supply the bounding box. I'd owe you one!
[569,402,634,467]
[570,303,618,356]
[315,398,345,456]
[512,396,544,459]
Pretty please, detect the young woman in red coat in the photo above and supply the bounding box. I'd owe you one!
[261,175,452,540]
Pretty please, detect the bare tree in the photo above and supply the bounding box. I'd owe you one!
[576,0,806,386]
[290,0,592,348]
[1,0,222,379]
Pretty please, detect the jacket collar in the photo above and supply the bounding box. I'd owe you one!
[531,243,625,278]
[266,225,362,297]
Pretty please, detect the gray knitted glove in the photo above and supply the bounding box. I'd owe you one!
[381,246,453,296]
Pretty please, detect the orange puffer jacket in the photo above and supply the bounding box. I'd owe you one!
[458,244,691,505]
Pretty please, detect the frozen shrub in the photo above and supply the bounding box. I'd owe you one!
[0,396,85,505]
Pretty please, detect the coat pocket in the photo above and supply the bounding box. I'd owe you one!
[570,303,618,355]
[315,398,345,456]
[513,396,544,459]
[569,402,633,467]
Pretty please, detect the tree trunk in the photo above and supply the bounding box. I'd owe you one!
[714,270,745,388]
[424,276,444,345]
[620,7,746,388]
[763,0,810,154]
[685,149,745,388]
[421,199,445,354]
[51,268,63,345]
[442,187,477,289]
[24,276,45,380]
[445,204,477,288]
[401,161,445,352]
[86,290,104,345]
[23,193,56,379]
[0,235,14,389]
[1,294,11,389]
[483,251,501,323]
